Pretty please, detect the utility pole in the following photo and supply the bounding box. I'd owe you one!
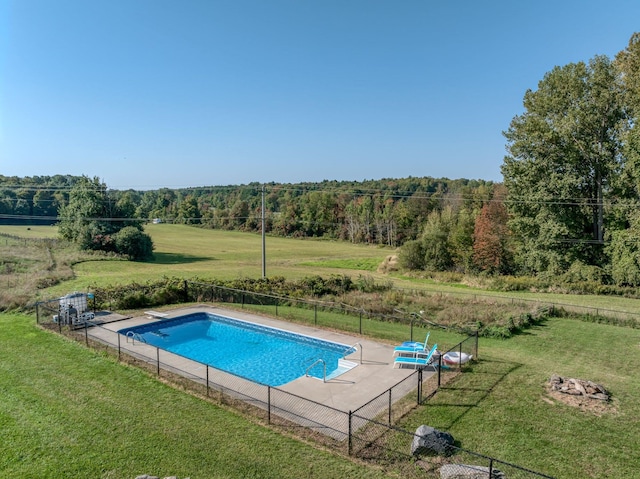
[262,184,266,278]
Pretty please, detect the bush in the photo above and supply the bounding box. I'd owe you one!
[150,284,184,305]
[399,240,425,270]
[561,260,608,284]
[354,274,392,293]
[118,291,150,309]
[489,275,543,292]
[113,227,154,261]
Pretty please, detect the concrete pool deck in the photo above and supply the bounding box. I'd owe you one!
[89,305,435,414]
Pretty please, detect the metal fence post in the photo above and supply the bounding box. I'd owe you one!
[275,299,278,316]
[36,303,40,324]
[475,330,479,359]
[437,355,442,388]
[388,389,392,425]
[359,310,362,335]
[84,321,88,346]
[117,333,121,361]
[156,347,160,376]
[206,365,210,397]
[314,304,317,325]
[267,386,271,424]
[417,369,422,404]
[348,411,353,456]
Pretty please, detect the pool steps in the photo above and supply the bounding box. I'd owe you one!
[306,343,362,382]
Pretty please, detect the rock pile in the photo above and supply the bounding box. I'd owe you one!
[548,374,609,401]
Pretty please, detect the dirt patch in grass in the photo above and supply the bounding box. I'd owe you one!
[543,386,618,416]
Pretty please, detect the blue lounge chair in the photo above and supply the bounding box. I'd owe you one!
[393,332,430,357]
[393,344,438,369]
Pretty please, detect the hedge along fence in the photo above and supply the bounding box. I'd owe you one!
[89,276,357,311]
[85,276,580,340]
[87,277,477,347]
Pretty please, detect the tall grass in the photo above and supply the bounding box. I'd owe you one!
[0,231,120,309]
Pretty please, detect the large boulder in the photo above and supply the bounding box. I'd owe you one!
[440,464,505,478]
[411,425,455,457]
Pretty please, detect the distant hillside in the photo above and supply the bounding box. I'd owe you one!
[0,175,495,248]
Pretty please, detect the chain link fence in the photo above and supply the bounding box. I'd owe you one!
[36,291,553,478]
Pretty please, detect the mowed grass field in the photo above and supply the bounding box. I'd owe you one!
[405,319,640,478]
[4,224,640,316]
[7,224,392,296]
[2,224,640,477]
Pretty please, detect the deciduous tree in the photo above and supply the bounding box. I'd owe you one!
[473,187,511,273]
[502,55,626,274]
[58,176,153,259]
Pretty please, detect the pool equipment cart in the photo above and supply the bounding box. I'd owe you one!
[53,292,95,325]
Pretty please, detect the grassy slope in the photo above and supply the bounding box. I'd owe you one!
[0,225,58,239]
[5,224,637,317]
[0,313,393,479]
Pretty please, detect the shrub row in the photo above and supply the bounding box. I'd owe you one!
[90,274,391,311]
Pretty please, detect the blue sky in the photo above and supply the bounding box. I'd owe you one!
[1,0,638,190]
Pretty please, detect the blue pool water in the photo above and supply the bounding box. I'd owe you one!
[119,312,356,387]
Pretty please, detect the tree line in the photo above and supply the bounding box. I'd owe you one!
[0,173,497,253]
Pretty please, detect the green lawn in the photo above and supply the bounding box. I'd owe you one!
[400,317,640,478]
[0,313,395,479]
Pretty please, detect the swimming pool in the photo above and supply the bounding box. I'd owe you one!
[119,312,357,387]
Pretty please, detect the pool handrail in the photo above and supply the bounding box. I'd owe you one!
[345,342,363,364]
[125,330,146,344]
[305,358,327,382]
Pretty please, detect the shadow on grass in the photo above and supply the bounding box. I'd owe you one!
[507,318,550,338]
[426,358,523,430]
[151,252,213,264]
